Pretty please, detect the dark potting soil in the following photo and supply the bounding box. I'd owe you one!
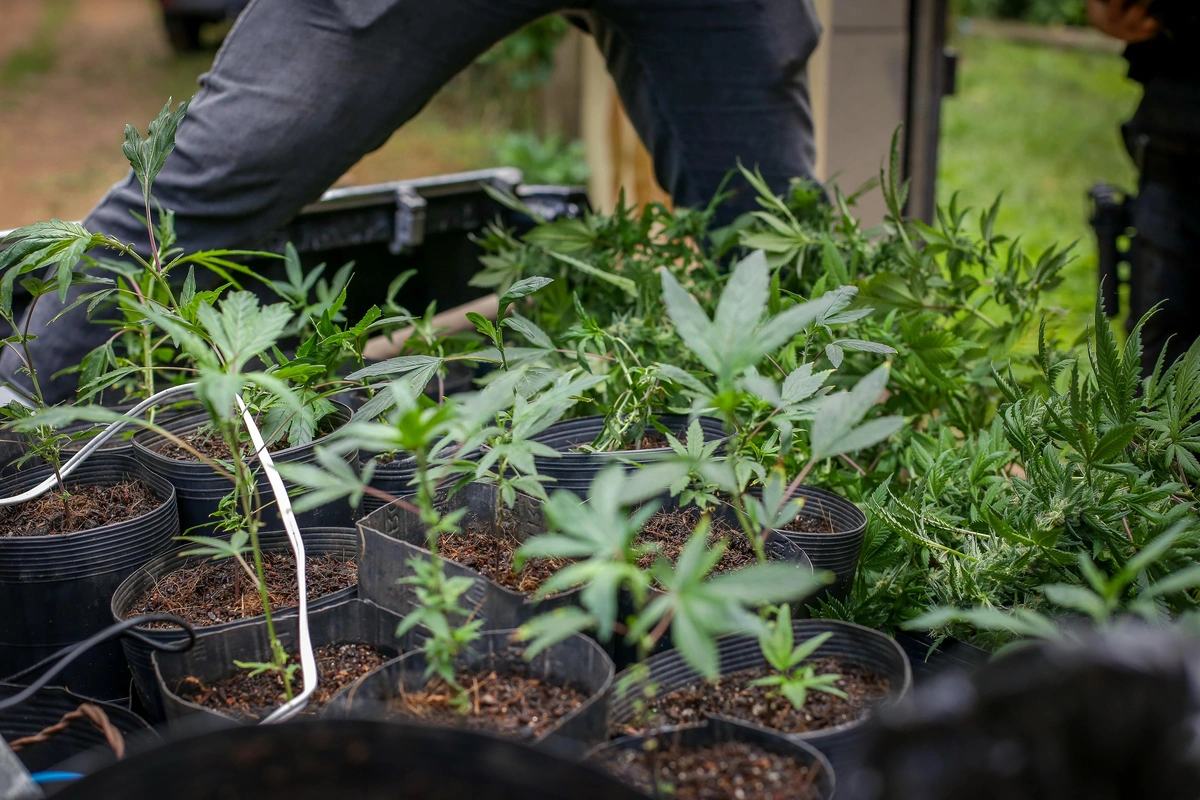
[129,552,357,626]
[175,643,388,721]
[637,507,757,576]
[156,427,294,462]
[778,514,836,535]
[386,656,588,740]
[439,521,569,595]
[594,739,824,800]
[614,658,890,737]
[0,480,160,537]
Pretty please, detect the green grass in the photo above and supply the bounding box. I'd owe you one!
[2,0,74,85]
[937,34,1142,335]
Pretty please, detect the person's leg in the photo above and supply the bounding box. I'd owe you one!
[1130,182,1200,377]
[582,0,822,225]
[4,0,558,404]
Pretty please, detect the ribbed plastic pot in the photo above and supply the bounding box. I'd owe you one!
[152,598,412,729]
[109,527,359,721]
[131,403,358,535]
[326,629,614,749]
[768,485,866,600]
[0,453,180,701]
[51,719,648,800]
[356,482,579,629]
[360,452,419,515]
[588,717,836,800]
[529,415,727,498]
[0,682,159,775]
[608,619,912,776]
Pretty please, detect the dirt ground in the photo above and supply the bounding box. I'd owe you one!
[0,0,500,228]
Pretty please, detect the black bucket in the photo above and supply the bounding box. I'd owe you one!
[152,598,413,728]
[0,682,158,775]
[588,716,836,800]
[360,452,419,516]
[0,454,180,701]
[51,719,648,800]
[529,415,727,498]
[131,403,358,535]
[356,482,581,629]
[326,629,614,750]
[608,619,912,776]
[768,485,866,600]
[109,527,359,721]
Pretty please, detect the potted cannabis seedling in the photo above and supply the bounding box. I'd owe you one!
[299,381,615,746]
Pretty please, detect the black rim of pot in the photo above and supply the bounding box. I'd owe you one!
[109,527,360,719]
[151,598,411,727]
[588,716,836,800]
[326,628,615,746]
[0,682,158,775]
[356,482,583,629]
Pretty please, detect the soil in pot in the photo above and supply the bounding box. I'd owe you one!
[614,658,891,737]
[0,480,160,537]
[778,516,836,535]
[594,738,824,800]
[569,430,678,453]
[127,552,357,626]
[175,643,387,721]
[387,649,589,740]
[155,427,293,462]
[438,522,569,595]
[637,507,759,576]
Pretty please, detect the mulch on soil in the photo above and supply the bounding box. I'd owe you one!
[439,521,569,595]
[156,428,291,463]
[0,480,160,537]
[129,552,357,626]
[614,658,891,737]
[387,657,588,740]
[594,739,825,800]
[176,643,389,721]
[636,507,758,576]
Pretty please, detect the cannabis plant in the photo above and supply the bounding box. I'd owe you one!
[752,605,846,710]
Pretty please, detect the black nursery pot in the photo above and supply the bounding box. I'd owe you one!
[131,403,358,535]
[109,527,359,722]
[325,629,614,749]
[530,415,727,498]
[0,454,179,701]
[589,717,836,800]
[152,598,410,729]
[770,485,867,600]
[0,682,159,776]
[608,619,912,777]
[357,481,578,629]
[52,719,648,800]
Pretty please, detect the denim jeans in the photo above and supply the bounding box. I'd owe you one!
[4,0,822,404]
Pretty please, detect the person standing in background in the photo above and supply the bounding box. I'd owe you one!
[1089,0,1200,375]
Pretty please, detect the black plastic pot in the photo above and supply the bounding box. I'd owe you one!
[0,454,180,701]
[0,682,159,775]
[608,619,912,776]
[152,598,412,728]
[357,482,579,629]
[768,485,866,600]
[360,452,420,516]
[109,527,359,721]
[52,719,648,800]
[131,403,358,535]
[529,415,727,498]
[326,629,614,749]
[589,716,836,800]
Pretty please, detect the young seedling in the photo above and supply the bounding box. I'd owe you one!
[750,605,846,710]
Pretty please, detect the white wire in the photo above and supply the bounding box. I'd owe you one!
[0,383,317,721]
[237,394,316,723]
[0,382,199,507]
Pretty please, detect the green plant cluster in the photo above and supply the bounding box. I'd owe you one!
[954,0,1089,26]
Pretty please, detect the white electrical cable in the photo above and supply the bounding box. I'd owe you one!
[0,382,199,507]
[236,394,316,723]
[0,383,317,721]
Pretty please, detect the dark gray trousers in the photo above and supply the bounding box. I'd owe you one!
[5,0,821,404]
